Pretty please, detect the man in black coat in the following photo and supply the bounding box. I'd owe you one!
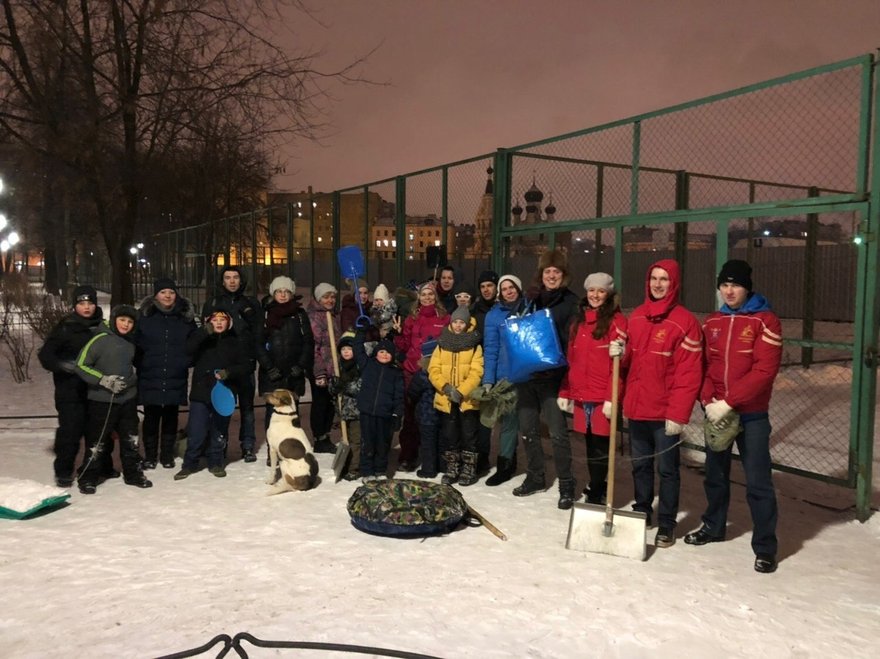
[202,266,264,462]
[38,285,108,486]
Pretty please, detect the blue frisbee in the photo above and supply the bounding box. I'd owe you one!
[211,380,236,416]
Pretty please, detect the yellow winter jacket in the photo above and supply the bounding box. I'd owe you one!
[428,325,484,413]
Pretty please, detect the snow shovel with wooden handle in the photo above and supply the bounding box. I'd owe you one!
[326,311,351,483]
[565,354,647,560]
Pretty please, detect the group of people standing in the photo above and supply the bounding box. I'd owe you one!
[39,252,782,573]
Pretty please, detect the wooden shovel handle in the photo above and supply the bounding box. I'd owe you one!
[604,355,620,525]
[467,505,508,541]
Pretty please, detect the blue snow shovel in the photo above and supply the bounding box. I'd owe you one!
[211,372,236,417]
[337,245,371,328]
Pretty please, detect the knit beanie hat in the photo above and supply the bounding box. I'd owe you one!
[373,283,390,302]
[338,330,356,351]
[270,276,295,296]
[420,336,438,358]
[314,282,337,300]
[111,304,138,325]
[451,306,471,324]
[417,281,435,296]
[453,282,475,299]
[717,260,753,291]
[583,272,615,294]
[478,270,499,286]
[205,308,231,325]
[375,338,396,357]
[153,277,178,296]
[72,285,98,305]
[497,274,523,294]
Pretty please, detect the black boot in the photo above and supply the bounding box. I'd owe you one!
[441,451,460,485]
[313,435,335,454]
[160,434,177,468]
[458,451,479,486]
[485,455,515,487]
[512,475,545,497]
[557,478,576,510]
[143,434,159,469]
[475,451,491,477]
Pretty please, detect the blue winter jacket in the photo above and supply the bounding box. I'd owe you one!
[135,295,198,406]
[481,297,526,386]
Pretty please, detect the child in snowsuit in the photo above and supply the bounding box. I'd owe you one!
[429,305,484,486]
[175,309,250,480]
[75,304,151,494]
[370,283,398,338]
[329,331,363,481]
[408,336,441,478]
[354,332,404,481]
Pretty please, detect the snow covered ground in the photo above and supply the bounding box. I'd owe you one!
[1,364,879,659]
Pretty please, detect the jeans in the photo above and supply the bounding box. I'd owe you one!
[517,378,571,482]
[702,413,778,556]
[497,409,519,460]
[629,419,681,528]
[185,400,230,469]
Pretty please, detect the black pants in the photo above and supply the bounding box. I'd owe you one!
[441,405,480,452]
[309,380,336,440]
[53,400,88,480]
[80,399,142,484]
[360,413,393,477]
[142,404,179,462]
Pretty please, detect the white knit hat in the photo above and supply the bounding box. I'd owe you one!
[270,276,295,295]
[373,283,390,302]
[497,274,522,295]
[314,282,337,301]
[583,272,615,294]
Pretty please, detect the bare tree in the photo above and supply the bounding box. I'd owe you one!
[0,0,367,303]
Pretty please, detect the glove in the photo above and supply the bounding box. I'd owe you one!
[443,384,462,404]
[315,376,328,388]
[608,339,625,358]
[480,383,493,395]
[289,365,304,379]
[267,367,283,382]
[204,322,214,335]
[705,398,733,424]
[392,414,402,432]
[602,401,613,419]
[99,375,127,394]
[215,369,229,381]
[665,420,683,436]
[59,360,77,374]
[556,397,573,414]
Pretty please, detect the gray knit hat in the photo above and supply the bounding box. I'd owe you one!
[451,306,471,324]
[583,272,615,294]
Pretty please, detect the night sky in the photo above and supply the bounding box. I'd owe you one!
[273,0,880,194]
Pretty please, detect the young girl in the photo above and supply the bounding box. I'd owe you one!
[176,309,249,480]
[354,334,404,481]
[429,306,484,486]
[329,332,362,481]
[558,273,628,505]
[75,305,150,494]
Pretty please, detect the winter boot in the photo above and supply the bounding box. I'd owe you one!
[512,474,545,497]
[313,434,335,454]
[485,455,516,487]
[160,434,177,469]
[475,451,491,477]
[458,451,479,486]
[557,478,576,510]
[143,435,159,469]
[124,472,153,488]
[441,451,461,485]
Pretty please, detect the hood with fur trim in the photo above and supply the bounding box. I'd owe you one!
[138,294,196,321]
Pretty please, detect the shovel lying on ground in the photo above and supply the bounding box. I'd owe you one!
[565,354,647,560]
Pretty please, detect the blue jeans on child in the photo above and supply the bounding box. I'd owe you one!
[185,401,230,469]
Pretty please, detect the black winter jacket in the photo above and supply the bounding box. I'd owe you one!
[38,308,105,403]
[186,326,251,404]
[202,268,264,362]
[134,295,198,406]
[354,334,404,418]
[256,298,314,396]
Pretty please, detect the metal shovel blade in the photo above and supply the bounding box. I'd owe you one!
[565,502,647,561]
[332,442,351,483]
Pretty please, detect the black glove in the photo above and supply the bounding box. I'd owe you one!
[58,360,77,374]
[289,365,304,379]
[392,414,402,432]
[443,384,463,404]
[267,366,283,382]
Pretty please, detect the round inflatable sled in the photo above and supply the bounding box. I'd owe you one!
[347,479,468,537]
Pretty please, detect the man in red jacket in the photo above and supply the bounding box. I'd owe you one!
[612,259,702,548]
[685,260,783,574]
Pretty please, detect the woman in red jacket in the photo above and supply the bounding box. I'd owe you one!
[558,273,627,505]
[392,282,450,470]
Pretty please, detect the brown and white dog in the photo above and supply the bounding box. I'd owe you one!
[264,389,318,493]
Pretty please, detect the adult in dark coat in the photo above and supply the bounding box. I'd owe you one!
[202,265,264,462]
[134,278,198,469]
[38,285,106,487]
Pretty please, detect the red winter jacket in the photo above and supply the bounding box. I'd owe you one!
[394,304,449,379]
[701,293,782,413]
[559,307,627,436]
[622,259,703,424]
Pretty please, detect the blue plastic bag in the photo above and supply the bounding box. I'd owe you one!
[502,307,567,383]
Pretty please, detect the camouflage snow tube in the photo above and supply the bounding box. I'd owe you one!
[346,479,468,537]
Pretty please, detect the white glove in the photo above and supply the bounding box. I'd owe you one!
[705,399,733,424]
[608,339,625,358]
[664,420,683,436]
[602,401,613,419]
[99,375,127,394]
[556,397,574,414]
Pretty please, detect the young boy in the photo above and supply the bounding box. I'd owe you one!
[329,331,363,481]
[407,336,441,478]
[353,333,404,481]
[429,306,484,485]
[176,309,249,480]
[38,285,105,487]
[75,304,151,494]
